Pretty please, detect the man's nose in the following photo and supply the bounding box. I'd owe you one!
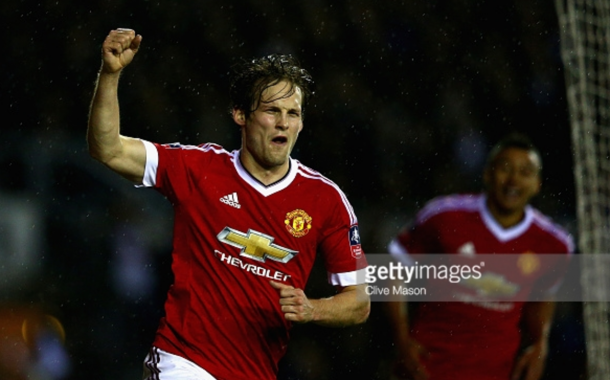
[276,113,289,130]
[506,168,520,183]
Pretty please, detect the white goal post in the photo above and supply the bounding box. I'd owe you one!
[555,0,610,379]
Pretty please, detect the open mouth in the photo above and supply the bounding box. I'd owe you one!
[502,188,521,200]
[272,136,288,145]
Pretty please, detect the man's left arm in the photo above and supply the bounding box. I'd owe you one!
[270,281,370,327]
[511,300,556,380]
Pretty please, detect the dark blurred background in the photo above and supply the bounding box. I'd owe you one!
[0,0,585,379]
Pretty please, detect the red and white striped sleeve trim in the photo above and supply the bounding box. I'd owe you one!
[327,268,368,286]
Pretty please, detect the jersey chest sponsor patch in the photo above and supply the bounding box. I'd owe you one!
[216,227,297,282]
[217,227,298,263]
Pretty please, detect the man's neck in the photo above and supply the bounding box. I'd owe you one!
[485,199,526,229]
[239,151,291,186]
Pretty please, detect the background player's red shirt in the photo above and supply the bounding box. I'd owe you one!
[138,141,367,380]
[389,193,574,380]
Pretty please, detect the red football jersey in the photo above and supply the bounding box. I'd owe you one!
[388,193,574,380]
[139,140,368,380]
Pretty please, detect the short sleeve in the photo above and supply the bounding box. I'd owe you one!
[317,189,368,287]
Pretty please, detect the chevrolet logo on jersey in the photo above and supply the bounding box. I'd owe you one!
[217,227,298,263]
[461,272,520,297]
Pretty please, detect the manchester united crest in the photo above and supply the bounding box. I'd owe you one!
[517,251,540,276]
[285,209,312,238]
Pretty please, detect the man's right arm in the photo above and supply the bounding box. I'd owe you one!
[384,297,429,380]
[386,234,430,380]
[87,28,146,183]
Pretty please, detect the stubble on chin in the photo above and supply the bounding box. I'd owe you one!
[263,151,289,169]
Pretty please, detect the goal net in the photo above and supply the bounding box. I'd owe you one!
[555,0,610,378]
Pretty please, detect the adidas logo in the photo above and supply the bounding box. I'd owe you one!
[220,192,241,209]
[457,242,476,257]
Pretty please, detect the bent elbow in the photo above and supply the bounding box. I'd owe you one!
[349,285,371,325]
[87,136,120,165]
[87,145,104,163]
[87,135,107,163]
[348,296,371,326]
[356,301,371,324]
[88,147,115,166]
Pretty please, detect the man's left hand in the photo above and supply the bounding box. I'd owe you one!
[511,342,548,380]
[270,280,315,323]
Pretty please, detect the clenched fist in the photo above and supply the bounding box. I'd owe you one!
[270,280,315,323]
[101,28,142,74]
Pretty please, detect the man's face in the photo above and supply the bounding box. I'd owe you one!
[484,147,541,215]
[236,80,303,172]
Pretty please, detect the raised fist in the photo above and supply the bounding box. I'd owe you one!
[101,28,142,74]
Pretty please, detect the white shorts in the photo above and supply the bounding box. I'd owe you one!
[142,347,217,380]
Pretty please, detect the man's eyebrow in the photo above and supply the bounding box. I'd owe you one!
[259,104,280,110]
[262,103,301,111]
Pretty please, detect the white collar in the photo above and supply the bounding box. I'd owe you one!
[233,151,298,197]
[479,194,534,242]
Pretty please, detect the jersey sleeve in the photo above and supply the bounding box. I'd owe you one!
[532,232,575,298]
[388,207,444,265]
[138,139,159,188]
[317,187,368,287]
[138,140,215,204]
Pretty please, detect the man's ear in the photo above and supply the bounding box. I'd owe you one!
[232,109,246,126]
[533,177,542,196]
